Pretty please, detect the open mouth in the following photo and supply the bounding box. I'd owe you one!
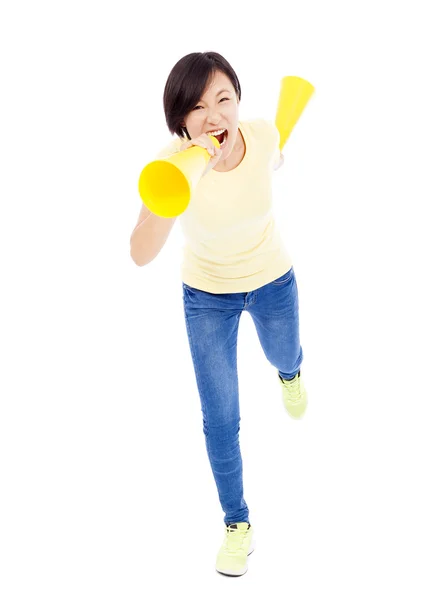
[216,129,229,148]
[216,130,227,145]
[208,129,228,147]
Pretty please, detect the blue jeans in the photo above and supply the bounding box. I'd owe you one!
[182,266,303,525]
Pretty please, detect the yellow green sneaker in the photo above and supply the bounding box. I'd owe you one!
[215,522,254,576]
[278,372,308,419]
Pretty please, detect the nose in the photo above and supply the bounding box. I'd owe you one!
[206,107,221,123]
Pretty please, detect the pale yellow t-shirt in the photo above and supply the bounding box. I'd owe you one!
[155,118,293,293]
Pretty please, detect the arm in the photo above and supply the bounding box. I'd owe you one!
[130,203,177,267]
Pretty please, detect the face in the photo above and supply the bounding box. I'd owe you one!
[181,70,240,162]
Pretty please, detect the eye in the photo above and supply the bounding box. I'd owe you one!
[193,98,229,110]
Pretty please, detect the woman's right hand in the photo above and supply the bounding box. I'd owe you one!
[180,133,223,176]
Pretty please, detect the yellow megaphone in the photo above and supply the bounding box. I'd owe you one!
[275,76,315,151]
[138,135,221,218]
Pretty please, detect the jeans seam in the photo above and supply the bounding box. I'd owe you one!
[183,299,210,427]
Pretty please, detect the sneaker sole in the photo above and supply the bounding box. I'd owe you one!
[216,546,255,577]
[284,402,307,419]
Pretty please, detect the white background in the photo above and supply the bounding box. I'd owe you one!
[1,0,447,597]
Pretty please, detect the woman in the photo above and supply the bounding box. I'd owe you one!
[130,51,307,577]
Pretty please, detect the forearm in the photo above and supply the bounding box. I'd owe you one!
[130,212,176,266]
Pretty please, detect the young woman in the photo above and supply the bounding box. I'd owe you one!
[130,51,307,577]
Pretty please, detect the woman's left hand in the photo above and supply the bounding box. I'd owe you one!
[274,152,284,171]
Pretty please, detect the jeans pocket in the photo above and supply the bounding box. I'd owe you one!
[183,282,199,294]
[272,267,294,285]
[183,282,201,304]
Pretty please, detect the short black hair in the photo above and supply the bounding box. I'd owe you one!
[163,51,242,140]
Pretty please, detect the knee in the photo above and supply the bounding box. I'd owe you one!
[203,416,240,441]
[204,419,242,461]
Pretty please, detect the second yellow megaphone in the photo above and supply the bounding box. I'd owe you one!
[138,136,221,218]
[275,76,315,151]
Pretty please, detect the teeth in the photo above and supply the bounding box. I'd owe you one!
[207,128,226,136]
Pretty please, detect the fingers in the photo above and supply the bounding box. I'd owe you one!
[200,133,219,156]
[202,144,223,177]
[179,142,191,152]
[181,134,220,156]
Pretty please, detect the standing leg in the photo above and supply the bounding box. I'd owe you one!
[182,283,250,525]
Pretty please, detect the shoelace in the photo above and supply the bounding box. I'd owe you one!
[282,375,303,406]
[223,525,249,554]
